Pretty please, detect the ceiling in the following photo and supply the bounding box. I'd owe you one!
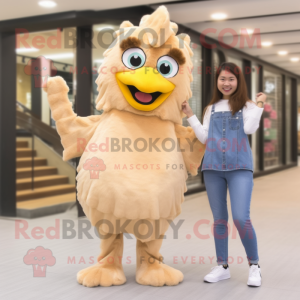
[151,0,300,77]
[0,0,177,21]
[8,0,300,77]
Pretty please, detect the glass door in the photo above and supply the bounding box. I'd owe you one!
[16,27,76,128]
[263,69,283,169]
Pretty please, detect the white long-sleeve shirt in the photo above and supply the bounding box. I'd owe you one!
[187,99,264,144]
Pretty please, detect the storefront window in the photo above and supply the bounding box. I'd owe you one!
[298,83,300,156]
[227,55,243,70]
[183,42,202,189]
[251,63,261,172]
[263,70,283,169]
[92,24,119,115]
[16,28,76,128]
[285,78,292,164]
[213,50,220,77]
[182,43,202,126]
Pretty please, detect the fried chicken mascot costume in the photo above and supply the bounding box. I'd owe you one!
[44,5,205,287]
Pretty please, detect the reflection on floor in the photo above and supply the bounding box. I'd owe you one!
[0,159,299,300]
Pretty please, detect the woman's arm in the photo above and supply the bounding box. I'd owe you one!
[243,93,266,135]
[182,101,210,144]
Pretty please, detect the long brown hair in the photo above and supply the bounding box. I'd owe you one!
[201,62,253,123]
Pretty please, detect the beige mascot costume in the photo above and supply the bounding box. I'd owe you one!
[44,5,205,287]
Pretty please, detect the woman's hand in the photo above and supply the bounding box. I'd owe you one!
[256,92,267,108]
[181,100,194,118]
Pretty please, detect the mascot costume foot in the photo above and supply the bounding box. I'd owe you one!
[44,5,205,287]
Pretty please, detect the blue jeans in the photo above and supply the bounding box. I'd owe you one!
[203,169,259,265]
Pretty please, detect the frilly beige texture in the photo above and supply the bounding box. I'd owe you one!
[96,5,194,125]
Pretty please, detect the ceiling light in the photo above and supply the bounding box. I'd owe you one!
[44,53,74,59]
[16,48,39,53]
[261,41,272,47]
[240,28,254,35]
[211,13,227,20]
[290,57,299,62]
[38,1,57,8]
[278,51,288,56]
[95,26,115,31]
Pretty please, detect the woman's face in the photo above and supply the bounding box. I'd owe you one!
[217,70,238,99]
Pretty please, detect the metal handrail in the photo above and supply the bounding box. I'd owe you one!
[16,101,40,119]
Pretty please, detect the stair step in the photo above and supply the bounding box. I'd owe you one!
[16,157,47,168]
[16,148,36,158]
[16,141,28,148]
[16,166,57,179]
[16,193,76,218]
[17,175,69,191]
[17,193,76,209]
[17,184,76,201]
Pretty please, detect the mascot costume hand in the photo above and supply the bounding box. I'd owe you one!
[44,5,205,287]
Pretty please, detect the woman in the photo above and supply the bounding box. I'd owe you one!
[182,62,266,287]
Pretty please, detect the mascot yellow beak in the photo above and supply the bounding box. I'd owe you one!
[116,67,175,111]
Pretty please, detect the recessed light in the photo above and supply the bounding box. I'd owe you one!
[38,1,57,8]
[16,48,39,53]
[290,57,299,62]
[261,41,272,47]
[278,51,288,55]
[240,28,254,35]
[211,13,227,20]
[44,53,74,59]
[95,26,115,31]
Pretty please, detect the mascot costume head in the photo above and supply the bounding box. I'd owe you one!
[44,5,205,287]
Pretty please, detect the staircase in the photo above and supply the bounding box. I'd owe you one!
[16,140,76,218]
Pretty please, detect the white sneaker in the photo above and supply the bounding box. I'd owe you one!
[204,265,231,283]
[247,264,262,287]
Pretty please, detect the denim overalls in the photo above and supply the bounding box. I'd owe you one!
[201,103,259,265]
[201,104,253,172]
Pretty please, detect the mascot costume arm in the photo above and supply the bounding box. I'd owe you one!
[43,77,102,161]
[175,124,206,176]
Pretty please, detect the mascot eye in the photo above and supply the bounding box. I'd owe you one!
[157,56,179,78]
[122,48,146,69]
[35,67,39,71]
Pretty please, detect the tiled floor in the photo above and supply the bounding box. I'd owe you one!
[1,159,299,300]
